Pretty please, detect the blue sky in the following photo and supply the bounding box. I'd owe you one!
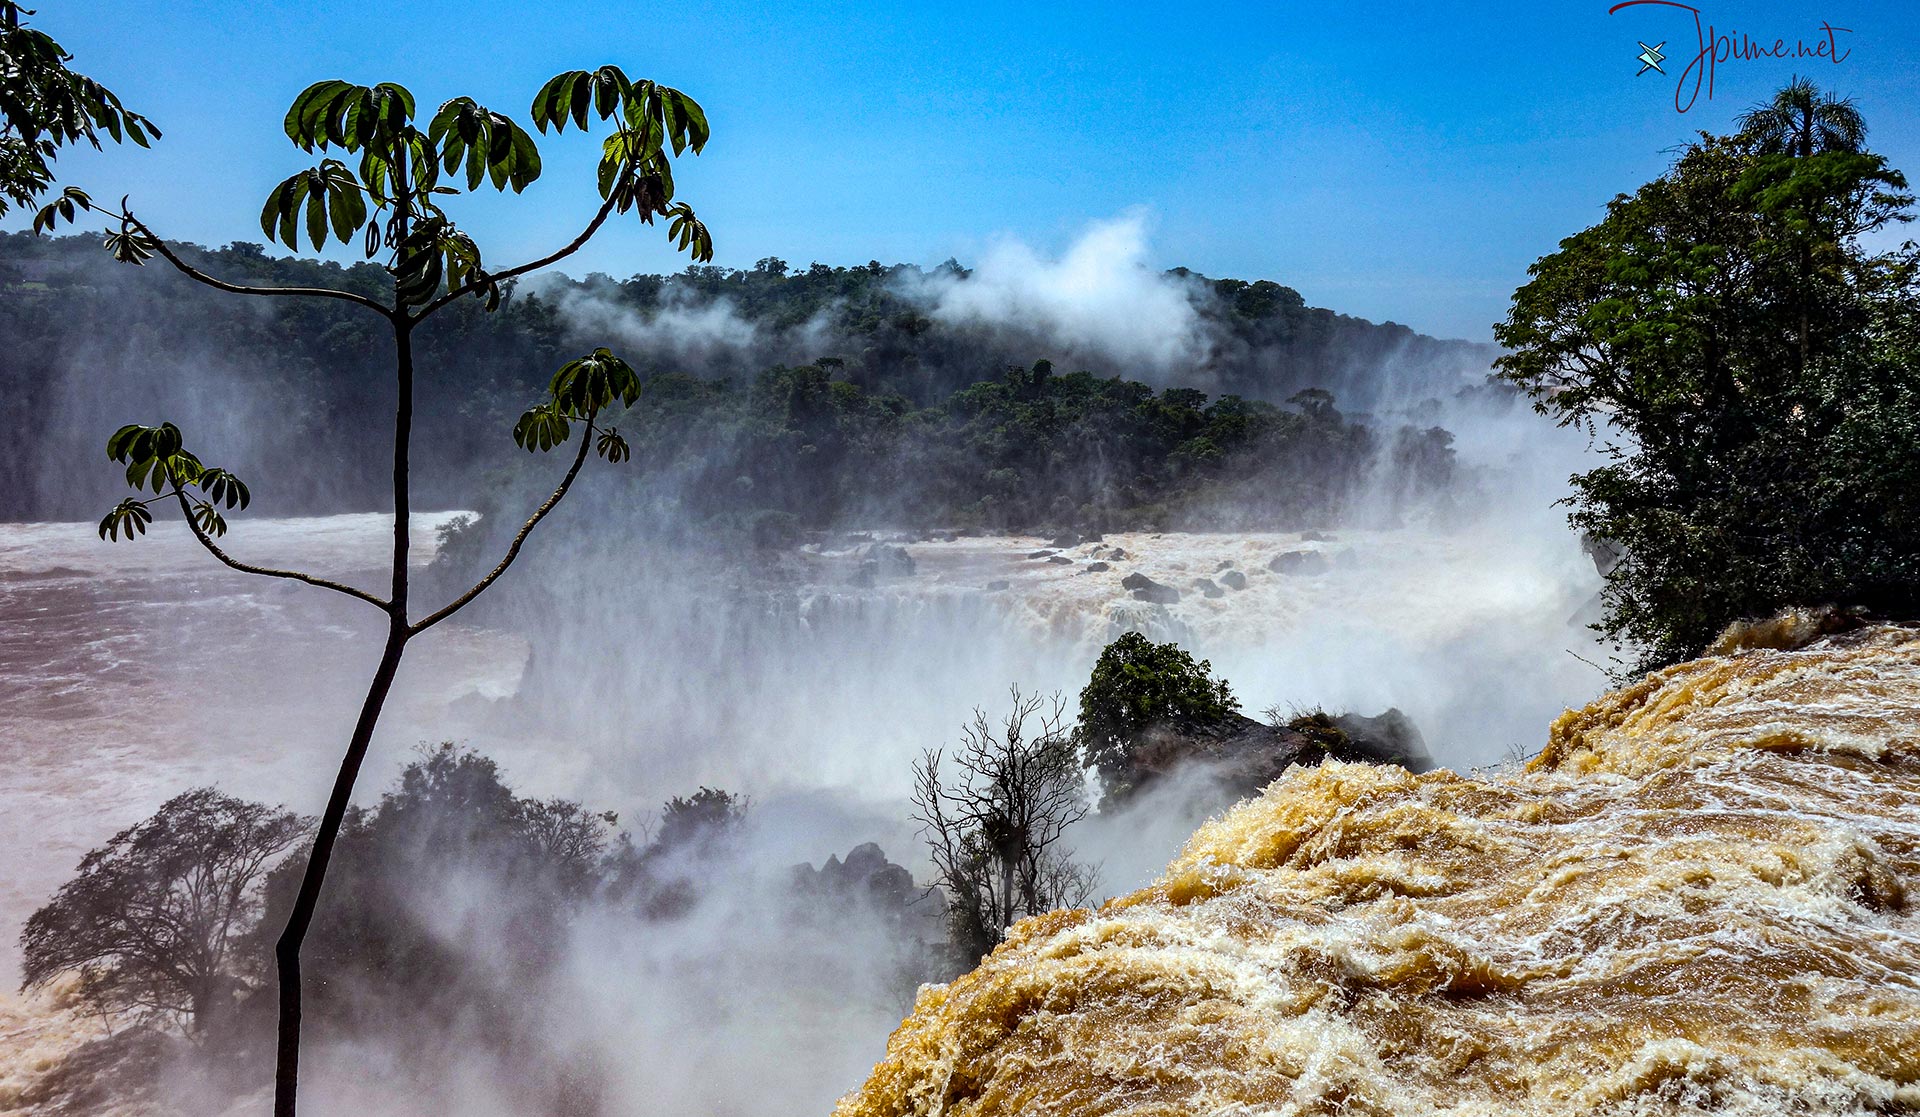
[22,0,1920,339]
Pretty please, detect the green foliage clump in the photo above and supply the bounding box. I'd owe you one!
[611,359,1451,536]
[1075,632,1238,800]
[1497,82,1919,669]
[1,0,157,220]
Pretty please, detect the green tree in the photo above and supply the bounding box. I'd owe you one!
[1497,81,1918,669]
[40,68,714,1115]
[21,789,310,1036]
[1,0,155,218]
[1076,632,1238,802]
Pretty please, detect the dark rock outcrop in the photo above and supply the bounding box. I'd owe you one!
[1122,572,1180,604]
[849,543,915,586]
[1117,707,1431,804]
[1269,550,1329,575]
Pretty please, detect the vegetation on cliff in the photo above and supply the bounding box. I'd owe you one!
[1498,81,1920,669]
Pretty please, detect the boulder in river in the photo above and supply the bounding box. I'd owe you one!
[1122,572,1180,604]
[1193,578,1226,599]
[1268,550,1329,575]
[851,543,915,584]
[1220,570,1248,591]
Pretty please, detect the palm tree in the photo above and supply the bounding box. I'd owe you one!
[1737,76,1866,157]
[1736,77,1871,377]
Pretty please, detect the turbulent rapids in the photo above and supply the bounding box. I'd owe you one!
[836,625,1920,1117]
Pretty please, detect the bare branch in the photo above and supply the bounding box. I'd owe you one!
[408,410,597,635]
[168,487,390,611]
[118,209,394,317]
[911,688,1093,967]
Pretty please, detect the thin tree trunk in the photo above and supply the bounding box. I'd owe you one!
[271,626,406,1116]
[273,303,415,1117]
[999,853,1015,934]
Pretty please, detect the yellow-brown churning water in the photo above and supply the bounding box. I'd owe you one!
[836,625,1920,1117]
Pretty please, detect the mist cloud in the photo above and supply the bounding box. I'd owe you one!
[894,210,1213,374]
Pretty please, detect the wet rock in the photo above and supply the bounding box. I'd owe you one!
[1300,531,1335,542]
[1047,555,1073,565]
[1113,707,1430,807]
[1122,572,1180,604]
[1193,578,1226,599]
[1332,708,1434,772]
[1106,548,1130,562]
[1220,570,1248,591]
[1028,550,1057,560]
[1269,550,1329,575]
[1215,560,1236,572]
[791,842,940,934]
[851,543,915,585]
[1050,532,1081,549]
[1085,561,1111,573]
[1582,532,1624,577]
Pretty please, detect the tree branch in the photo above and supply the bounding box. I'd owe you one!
[167,487,390,611]
[418,191,620,318]
[119,210,393,316]
[408,414,596,635]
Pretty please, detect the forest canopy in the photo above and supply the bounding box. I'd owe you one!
[0,234,1483,531]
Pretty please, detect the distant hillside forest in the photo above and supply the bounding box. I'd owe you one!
[0,234,1490,529]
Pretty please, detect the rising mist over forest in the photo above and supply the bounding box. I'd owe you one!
[0,217,1498,528]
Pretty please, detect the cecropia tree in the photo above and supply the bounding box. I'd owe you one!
[37,66,715,1116]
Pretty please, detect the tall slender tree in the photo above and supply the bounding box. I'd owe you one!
[38,69,715,1115]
